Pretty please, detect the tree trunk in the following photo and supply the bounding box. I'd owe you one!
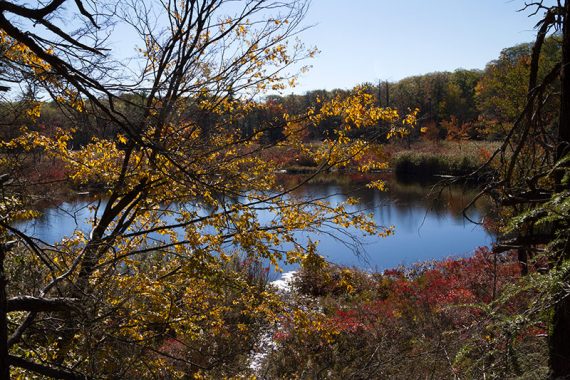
[551,294,570,378]
[558,0,570,169]
[550,1,570,378]
[0,245,11,380]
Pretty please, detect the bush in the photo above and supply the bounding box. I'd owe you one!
[261,248,549,379]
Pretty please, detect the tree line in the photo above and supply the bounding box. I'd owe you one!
[0,35,562,148]
[268,35,561,142]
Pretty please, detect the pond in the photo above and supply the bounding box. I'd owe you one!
[14,173,494,274]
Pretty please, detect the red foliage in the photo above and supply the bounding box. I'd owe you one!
[479,146,492,160]
[273,331,291,342]
[27,157,68,183]
[332,309,366,333]
[328,248,521,333]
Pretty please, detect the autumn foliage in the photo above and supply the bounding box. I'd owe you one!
[262,248,549,379]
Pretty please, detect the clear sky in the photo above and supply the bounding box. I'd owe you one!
[290,0,552,94]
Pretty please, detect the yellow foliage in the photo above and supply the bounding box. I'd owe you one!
[0,3,419,377]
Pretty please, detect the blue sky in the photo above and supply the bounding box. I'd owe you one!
[290,0,551,93]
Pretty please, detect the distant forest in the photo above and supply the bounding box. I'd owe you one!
[266,35,561,142]
[0,36,561,147]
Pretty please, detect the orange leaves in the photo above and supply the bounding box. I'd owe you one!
[54,89,85,113]
[0,30,52,74]
[311,86,399,130]
[283,86,418,175]
[387,107,419,139]
[24,102,42,120]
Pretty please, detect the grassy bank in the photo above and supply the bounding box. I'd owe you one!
[261,140,501,176]
[393,151,480,177]
[390,141,500,178]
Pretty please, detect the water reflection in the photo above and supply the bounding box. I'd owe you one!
[273,173,493,271]
[14,173,493,272]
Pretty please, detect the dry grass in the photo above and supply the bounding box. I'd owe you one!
[389,141,501,177]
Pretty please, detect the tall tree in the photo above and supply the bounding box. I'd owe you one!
[474,2,570,377]
[0,1,414,378]
[549,1,570,376]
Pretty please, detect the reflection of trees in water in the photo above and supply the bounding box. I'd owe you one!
[276,172,491,221]
[19,174,493,245]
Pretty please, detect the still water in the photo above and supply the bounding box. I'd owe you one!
[14,174,493,272]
